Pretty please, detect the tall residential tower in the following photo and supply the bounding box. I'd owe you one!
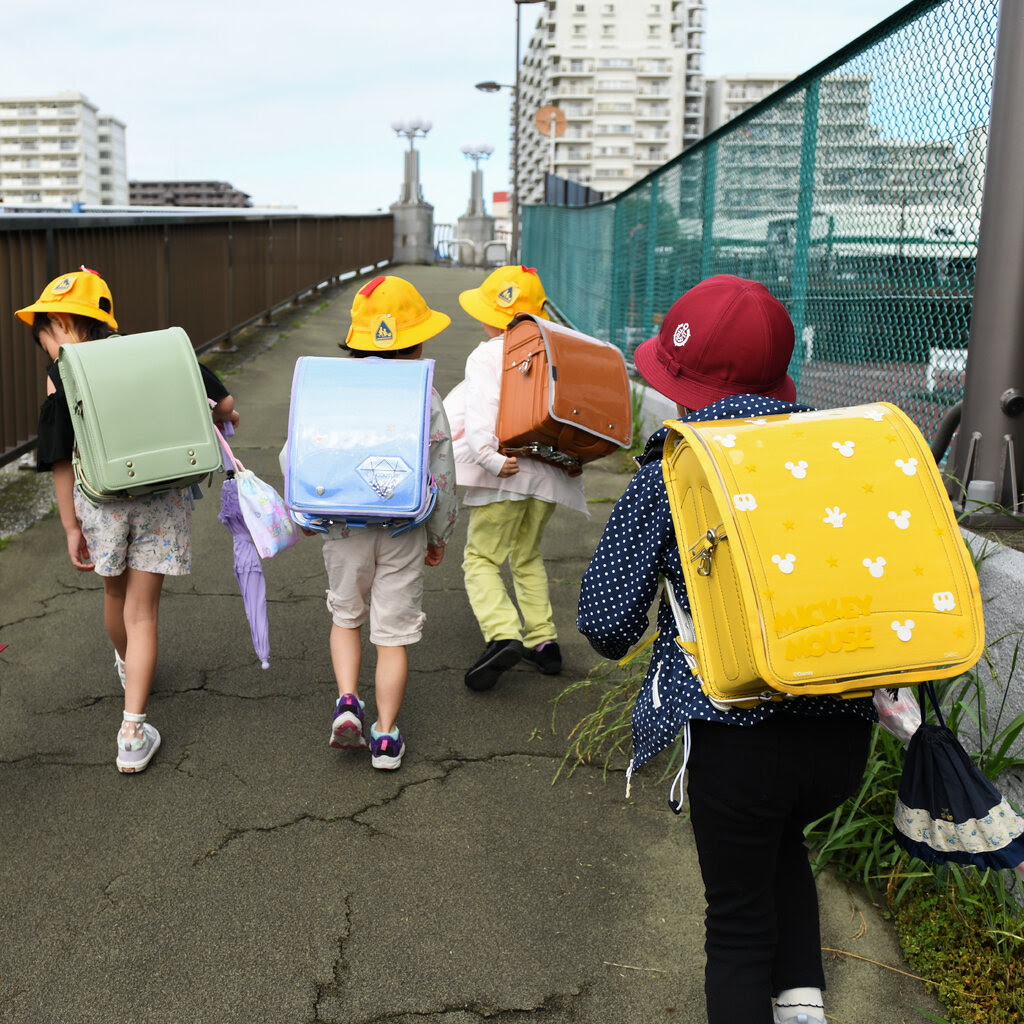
[516,0,706,204]
[0,92,127,207]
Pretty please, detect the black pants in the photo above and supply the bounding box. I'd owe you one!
[687,714,871,1024]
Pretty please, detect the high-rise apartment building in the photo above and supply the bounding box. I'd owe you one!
[516,0,706,205]
[0,92,128,207]
[704,74,792,134]
[128,180,253,208]
[97,114,129,206]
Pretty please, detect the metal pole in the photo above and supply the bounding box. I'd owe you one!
[946,0,1024,514]
[512,2,522,263]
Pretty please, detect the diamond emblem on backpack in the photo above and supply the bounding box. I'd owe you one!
[357,456,411,500]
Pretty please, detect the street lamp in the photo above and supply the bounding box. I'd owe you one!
[475,0,545,262]
[460,142,495,217]
[460,142,495,169]
[391,116,433,150]
[391,116,433,204]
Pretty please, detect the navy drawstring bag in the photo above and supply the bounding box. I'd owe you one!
[893,682,1024,870]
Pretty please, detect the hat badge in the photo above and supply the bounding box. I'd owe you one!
[372,314,396,348]
[51,276,74,295]
[672,322,691,348]
[497,282,520,307]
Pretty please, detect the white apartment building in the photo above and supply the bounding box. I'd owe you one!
[97,114,129,206]
[704,74,792,134]
[516,0,706,204]
[0,92,128,207]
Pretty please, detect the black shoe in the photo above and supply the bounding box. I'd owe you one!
[464,639,525,691]
[521,641,562,675]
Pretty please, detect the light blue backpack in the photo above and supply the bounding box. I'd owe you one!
[283,356,436,535]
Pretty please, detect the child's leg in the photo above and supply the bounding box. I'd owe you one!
[119,568,165,720]
[463,501,527,642]
[372,644,408,735]
[103,572,128,661]
[508,498,557,648]
[330,624,362,699]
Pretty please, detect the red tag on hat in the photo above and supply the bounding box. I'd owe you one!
[521,266,537,274]
[359,276,386,296]
[79,265,101,276]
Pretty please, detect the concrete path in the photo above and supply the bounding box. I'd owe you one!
[0,265,944,1023]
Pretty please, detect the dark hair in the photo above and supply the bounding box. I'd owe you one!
[33,312,114,344]
[72,313,114,341]
[346,345,398,359]
[345,343,422,361]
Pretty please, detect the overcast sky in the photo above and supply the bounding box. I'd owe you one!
[3,0,910,223]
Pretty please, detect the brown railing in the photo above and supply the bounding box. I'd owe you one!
[0,211,393,466]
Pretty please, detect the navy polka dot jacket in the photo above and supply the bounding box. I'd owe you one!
[577,395,876,775]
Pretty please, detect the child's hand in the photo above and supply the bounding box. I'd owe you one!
[66,526,95,572]
[498,456,519,478]
[424,542,445,566]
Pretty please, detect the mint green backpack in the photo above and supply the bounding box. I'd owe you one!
[57,327,221,503]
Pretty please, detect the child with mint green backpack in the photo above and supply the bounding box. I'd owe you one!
[16,267,239,773]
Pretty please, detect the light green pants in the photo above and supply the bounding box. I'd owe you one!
[463,498,557,647]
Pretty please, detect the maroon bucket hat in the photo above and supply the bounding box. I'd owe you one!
[633,274,796,409]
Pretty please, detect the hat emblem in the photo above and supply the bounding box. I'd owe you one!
[497,282,520,307]
[672,322,691,348]
[372,314,396,348]
[51,276,74,295]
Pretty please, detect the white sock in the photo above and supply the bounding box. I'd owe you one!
[775,987,824,1022]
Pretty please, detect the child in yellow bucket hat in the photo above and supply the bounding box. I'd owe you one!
[443,266,588,692]
[317,275,458,770]
[17,266,239,775]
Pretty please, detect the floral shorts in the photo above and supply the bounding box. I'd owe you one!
[74,487,192,577]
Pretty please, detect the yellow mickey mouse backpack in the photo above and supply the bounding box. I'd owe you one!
[661,402,984,709]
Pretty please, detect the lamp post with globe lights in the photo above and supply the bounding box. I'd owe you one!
[389,116,435,264]
[457,143,497,266]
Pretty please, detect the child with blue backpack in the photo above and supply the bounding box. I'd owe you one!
[18,268,238,774]
[313,276,457,770]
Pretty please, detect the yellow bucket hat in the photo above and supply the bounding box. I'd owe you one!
[458,265,549,330]
[15,266,118,330]
[345,275,451,352]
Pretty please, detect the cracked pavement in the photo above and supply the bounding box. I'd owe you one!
[0,267,943,1023]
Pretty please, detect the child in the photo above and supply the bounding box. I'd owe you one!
[577,275,876,1024]
[17,267,239,774]
[319,276,457,770]
[445,265,588,692]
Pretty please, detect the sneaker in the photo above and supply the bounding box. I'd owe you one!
[774,1009,825,1024]
[115,650,126,689]
[116,722,161,774]
[521,640,562,675]
[369,729,405,770]
[464,639,525,692]
[330,694,367,749]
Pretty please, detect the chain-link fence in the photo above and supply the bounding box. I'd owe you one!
[522,0,998,445]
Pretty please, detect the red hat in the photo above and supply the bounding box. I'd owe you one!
[633,275,796,409]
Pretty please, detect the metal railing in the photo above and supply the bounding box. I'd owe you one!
[0,211,392,466]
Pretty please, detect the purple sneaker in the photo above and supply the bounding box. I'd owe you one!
[116,721,161,774]
[330,694,367,749]
[369,730,405,770]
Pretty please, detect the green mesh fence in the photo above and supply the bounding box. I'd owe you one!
[522,0,998,445]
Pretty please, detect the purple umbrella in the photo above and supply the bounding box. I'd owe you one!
[216,436,271,670]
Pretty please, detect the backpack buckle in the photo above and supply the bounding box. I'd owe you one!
[689,523,726,577]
